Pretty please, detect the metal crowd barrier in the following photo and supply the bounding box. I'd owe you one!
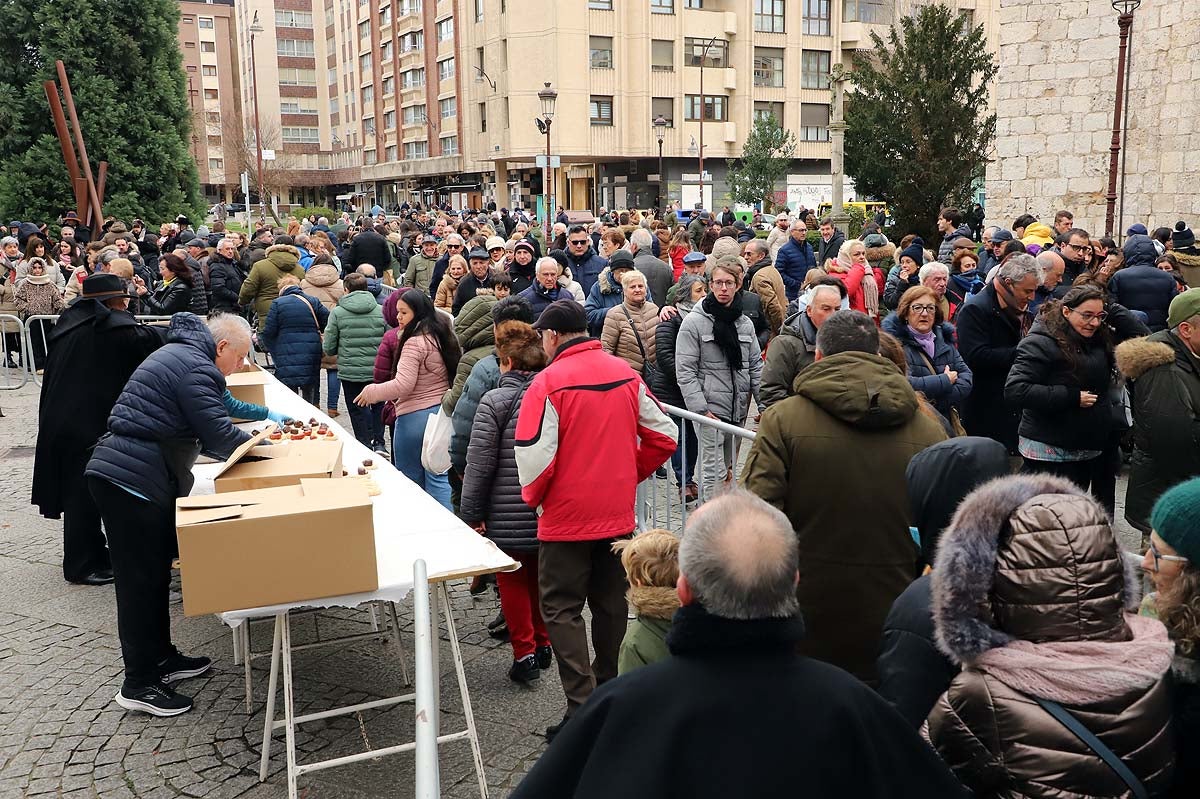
[635,402,758,534]
[0,313,28,389]
[19,314,177,386]
[412,559,439,799]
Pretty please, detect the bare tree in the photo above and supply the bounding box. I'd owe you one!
[221,118,310,221]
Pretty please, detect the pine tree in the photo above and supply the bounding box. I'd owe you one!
[0,0,203,224]
[844,3,996,242]
[726,115,796,212]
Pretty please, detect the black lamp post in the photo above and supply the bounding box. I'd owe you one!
[537,82,557,229]
[653,114,667,214]
[249,11,266,225]
[1104,0,1140,238]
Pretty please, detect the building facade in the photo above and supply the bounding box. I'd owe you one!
[984,0,1198,236]
[178,1,241,204]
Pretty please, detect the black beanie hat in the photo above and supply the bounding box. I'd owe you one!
[1172,220,1195,250]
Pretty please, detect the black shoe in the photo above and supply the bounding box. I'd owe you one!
[488,623,510,642]
[70,569,114,586]
[535,645,553,670]
[158,652,212,683]
[486,609,506,630]
[114,681,193,717]
[545,714,570,743]
[508,655,541,684]
[654,465,669,479]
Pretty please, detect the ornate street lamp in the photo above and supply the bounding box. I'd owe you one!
[249,12,266,225]
[1104,0,1141,237]
[653,115,668,214]
[536,82,557,229]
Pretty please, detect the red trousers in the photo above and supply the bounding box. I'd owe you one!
[496,551,550,659]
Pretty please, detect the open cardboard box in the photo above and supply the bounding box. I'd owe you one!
[176,479,377,616]
[225,360,269,417]
[213,432,343,493]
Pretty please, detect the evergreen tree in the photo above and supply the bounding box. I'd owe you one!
[0,0,203,225]
[844,3,996,242]
[726,116,796,212]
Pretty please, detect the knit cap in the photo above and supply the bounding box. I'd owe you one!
[1151,477,1200,565]
[1172,220,1195,250]
[1167,288,1200,329]
[899,237,925,267]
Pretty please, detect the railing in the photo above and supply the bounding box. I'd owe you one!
[0,314,28,390]
[635,402,757,534]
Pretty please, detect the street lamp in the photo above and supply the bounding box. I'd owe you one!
[653,115,667,214]
[695,36,718,212]
[248,11,266,226]
[536,82,557,230]
[1104,0,1141,238]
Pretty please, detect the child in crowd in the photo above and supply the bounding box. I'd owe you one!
[614,529,681,674]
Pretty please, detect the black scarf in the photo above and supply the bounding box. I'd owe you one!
[702,290,745,370]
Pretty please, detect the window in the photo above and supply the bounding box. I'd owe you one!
[204,88,219,100]
[182,15,194,23]
[358,20,370,39]
[440,97,457,118]
[382,75,395,95]
[281,100,318,114]
[754,0,784,32]
[383,110,396,129]
[385,145,398,161]
[402,68,425,88]
[403,104,426,125]
[207,134,223,147]
[205,111,221,123]
[651,0,674,14]
[801,50,831,90]
[200,41,216,53]
[684,0,702,6]
[651,97,673,126]
[275,10,313,27]
[208,158,223,170]
[363,116,375,133]
[588,0,612,8]
[279,68,317,86]
[651,39,674,72]
[404,141,428,159]
[380,40,393,62]
[479,102,487,132]
[379,6,392,26]
[282,126,320,143]
[958,9,975,29]
[684,38,727,68]
[753,48,784,88]
[277,39,315,57]
[589,36,613,70]
[185,42,196,49]
[202,65,217,76]
[754,101,784,123]
[843,0,892,24]
[328,67,337,85]
[589,96,613,126]
[800,103,830,141]
[684,94,726,121]
[360,53,372,72]
[440,135,458,155]
[436,18,453,41]
[803,0,831,35]
[474,0,483,21]
[199,16,215,29]
[364,149,378,165]
[361,84,374,104]
[401,31,423,52]
[401,0,422,15]
[438,57,455,81]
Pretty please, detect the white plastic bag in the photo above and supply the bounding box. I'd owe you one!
[421,407,453,475]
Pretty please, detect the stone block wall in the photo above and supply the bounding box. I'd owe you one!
[985,0,1200,236]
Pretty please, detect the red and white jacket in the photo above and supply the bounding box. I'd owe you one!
[515,338,678,542]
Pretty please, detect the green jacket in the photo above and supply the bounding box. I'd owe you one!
[404,252,438,294]
[741,351,946,684]
[442,294,496,413]
[239,244,306,329]
[617,586,679,675]
[323,290,386,382]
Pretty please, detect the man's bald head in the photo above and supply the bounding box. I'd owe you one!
[679,490,799,620]
[1037,250,1066,291]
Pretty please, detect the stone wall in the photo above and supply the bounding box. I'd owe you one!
[985,0,1200,236]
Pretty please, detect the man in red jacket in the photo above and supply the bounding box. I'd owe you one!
[516,300,677,742]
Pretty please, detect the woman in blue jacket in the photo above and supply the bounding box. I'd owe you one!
[882,285,972,426]
[261,275,328,405]
[85,312,254,717]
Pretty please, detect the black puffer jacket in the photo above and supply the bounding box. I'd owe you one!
[1004,319,1114,451]
[84,314,252,508]
[648,300,694,407]
[207,252,244,312]
[142,278,197,316]
[460,370,540,551]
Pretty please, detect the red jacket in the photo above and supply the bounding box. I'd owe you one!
[515,338,677,542]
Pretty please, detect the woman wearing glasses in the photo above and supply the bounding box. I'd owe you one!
[882,286,972,426]
[1140,477,1200,797]
[1005,285,1119,514]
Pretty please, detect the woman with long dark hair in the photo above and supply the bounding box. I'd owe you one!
[136,253,199,316]
[355,289,462,508]
[1005,285,1119,512]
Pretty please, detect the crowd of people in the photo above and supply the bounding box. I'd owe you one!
[15,199,1200,796]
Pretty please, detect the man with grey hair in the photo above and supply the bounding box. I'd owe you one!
[918,261,951,317]
[775,219,817,302]
[743,310,946,683]
[743,238,786,334]
[628,227,671,306]
[759,278,845,408]
[512,490,965,799]
[1027,249,1067,317]
[956,252,1043,451]
[765,212,791,261]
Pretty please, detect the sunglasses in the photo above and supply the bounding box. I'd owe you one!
[568,239,588,245]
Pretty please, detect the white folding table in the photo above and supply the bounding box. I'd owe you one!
[189,373,517,799]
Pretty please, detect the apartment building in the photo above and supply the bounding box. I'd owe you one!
[178,0,241,204]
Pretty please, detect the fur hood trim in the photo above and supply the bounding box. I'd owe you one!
[597,265,622,295]
[628,585,680,620]
[1116,336,1176,380]
[865,243,895,261]
[932,474,1141,664]
[265,244,301,259]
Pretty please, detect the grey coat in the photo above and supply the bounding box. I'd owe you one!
[633,250,673,308]
[449,353,501,475]
[675,302,762,424]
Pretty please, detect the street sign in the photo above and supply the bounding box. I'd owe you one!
[240,171,249,201]
[262,149,276,161]
[535,155,561,168]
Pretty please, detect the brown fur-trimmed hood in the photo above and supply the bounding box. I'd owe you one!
[265,244,301,259]
[1116,334,1179,380]
[932,474,1142,665]
[628,586,680,621]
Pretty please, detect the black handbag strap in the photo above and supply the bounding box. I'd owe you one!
[619,304,648,362]
[1035,698,1148,799]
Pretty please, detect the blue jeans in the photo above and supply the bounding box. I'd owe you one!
[324,368,340,411]
[671,417,699,487]
[393,404,451,511]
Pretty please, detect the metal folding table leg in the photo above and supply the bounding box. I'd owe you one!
[258,614,283,782]
[438,582,489,798]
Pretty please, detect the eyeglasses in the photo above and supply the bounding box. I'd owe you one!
[1065,242,1093,253]
[568,239,588,246]
[1148,539,1188,572]
[1066,308,1108,323]
[910,304,937,315]
[711,279,737,288]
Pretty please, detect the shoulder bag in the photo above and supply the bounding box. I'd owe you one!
[915,349,967,437]
[619,304,661,386]
[289,294,323,346]
[1035,698,1148,799]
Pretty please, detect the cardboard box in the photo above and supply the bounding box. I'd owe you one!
[214,437,343,493]
[225,360,269,416]
[176,479,378,616]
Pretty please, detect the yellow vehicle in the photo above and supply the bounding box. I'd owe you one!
[817,201,889,221]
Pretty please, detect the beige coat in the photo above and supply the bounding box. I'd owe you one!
[600,299,659,374]
[0,271,20,334]
[302,264,346,369]
[435,273,459,310]
[749,263,787,336]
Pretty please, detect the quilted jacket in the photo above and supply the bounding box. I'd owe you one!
[600,298,659,375]
[239,245,306,328]
[323,289,385,382]
[261,286,328,388]
[442,294,497,413]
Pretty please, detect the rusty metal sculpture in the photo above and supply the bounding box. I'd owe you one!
[43,61,105,226]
